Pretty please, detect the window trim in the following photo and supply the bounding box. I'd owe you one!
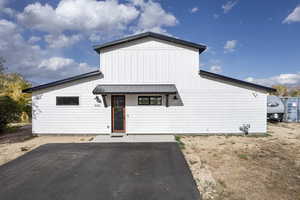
[138,96,162,106]
[56,96,80,106]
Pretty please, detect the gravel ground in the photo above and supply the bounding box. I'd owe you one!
[0,126,92,166]
[182,123,300,200]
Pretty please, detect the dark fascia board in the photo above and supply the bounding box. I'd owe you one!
[93,92,177,95]
[93,32,207,54]
[23,70,102,93]
[199,70,276,93]
[92,84,177,95]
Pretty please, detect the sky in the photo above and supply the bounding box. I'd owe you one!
[0,0,300,86]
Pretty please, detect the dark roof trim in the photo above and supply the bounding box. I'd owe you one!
[199,70,276,93]
[23,70,102,93]
[93,32,207,54]
[93,84,177,95]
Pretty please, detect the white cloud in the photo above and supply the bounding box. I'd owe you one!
[283,5,300,24]
[16,0,178,40]
[190,7,199,13]
[0,0,14,16]
[28,36,41,44]
[129,0,178,34]
[17,0,140,34]
[245,72,300,86]
[38,57,73,71]
[45,34,82,48]
[222,0,238,13]
[0,19,95,83]
[210,65,222,73]
[224,40,237,53]
[38,57,93,72]
[245,77,254,82]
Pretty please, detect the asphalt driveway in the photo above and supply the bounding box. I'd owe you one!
[0,143,201,200]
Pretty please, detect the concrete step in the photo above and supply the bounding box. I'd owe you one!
[91,135,175,143]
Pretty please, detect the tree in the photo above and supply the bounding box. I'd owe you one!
[0,57,5,74]
[289,89,300,97]
[0,73,32,123]
[272,85,288,96]
[0,96,22,132]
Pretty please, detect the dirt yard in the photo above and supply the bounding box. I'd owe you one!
[182,123,300,200]
[0,125,92,166]
[0,123,300,200]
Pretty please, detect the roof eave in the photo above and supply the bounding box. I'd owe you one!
[93,32,207,54]
[23,70,102,93]
[199,70,276,93]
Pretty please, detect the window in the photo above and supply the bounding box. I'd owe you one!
[56,96,79,106]
[138,96,162,105]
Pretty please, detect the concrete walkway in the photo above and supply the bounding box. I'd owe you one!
[91,134,176,143]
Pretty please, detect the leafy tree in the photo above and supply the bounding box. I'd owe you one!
[0,96,22,132]
[289,89,300,97]
[272,85,289,96]
[0,73,32,123]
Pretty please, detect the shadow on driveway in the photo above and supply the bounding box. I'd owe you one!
[0,143,201,200]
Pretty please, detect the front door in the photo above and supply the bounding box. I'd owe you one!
[111,95,126,133]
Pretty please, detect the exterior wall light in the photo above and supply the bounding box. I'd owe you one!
[95,96,102,103]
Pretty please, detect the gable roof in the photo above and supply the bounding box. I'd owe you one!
[199,70,276,93]
[23,70,102,93]
[93,32,207,54]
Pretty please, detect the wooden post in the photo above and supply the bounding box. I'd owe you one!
[166,94,169,107]
[102,94,107,107]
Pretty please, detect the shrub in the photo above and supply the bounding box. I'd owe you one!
[175,136,185,149]
[0,96,22,132]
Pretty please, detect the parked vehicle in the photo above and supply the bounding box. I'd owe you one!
[267,95,284,122]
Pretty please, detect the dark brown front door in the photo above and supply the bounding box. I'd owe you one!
[111,95,126,133]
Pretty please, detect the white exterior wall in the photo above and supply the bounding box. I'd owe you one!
[32,77,111,134]
[32,37,267,134]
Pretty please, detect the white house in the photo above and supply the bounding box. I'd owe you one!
[23,32,275,135]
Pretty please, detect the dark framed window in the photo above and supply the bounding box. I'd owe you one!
[56,96,79,106]
[138,96,162,105]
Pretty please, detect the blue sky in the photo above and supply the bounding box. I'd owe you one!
[0,0,300,86]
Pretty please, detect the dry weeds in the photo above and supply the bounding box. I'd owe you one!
[182,123,300,200]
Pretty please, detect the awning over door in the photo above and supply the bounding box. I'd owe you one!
[92,84,177,95]
[92,84,177,107]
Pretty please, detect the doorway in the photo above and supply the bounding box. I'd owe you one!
[111,95,126,133]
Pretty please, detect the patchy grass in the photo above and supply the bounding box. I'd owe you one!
[175,135,185,149]
[237,154,248,160]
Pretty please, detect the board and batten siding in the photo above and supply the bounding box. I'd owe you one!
[31,77,111,134]
[32,37,267,134]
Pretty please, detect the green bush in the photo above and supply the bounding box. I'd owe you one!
[0,96,22,132]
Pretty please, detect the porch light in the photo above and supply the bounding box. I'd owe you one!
[95,96,102,103]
